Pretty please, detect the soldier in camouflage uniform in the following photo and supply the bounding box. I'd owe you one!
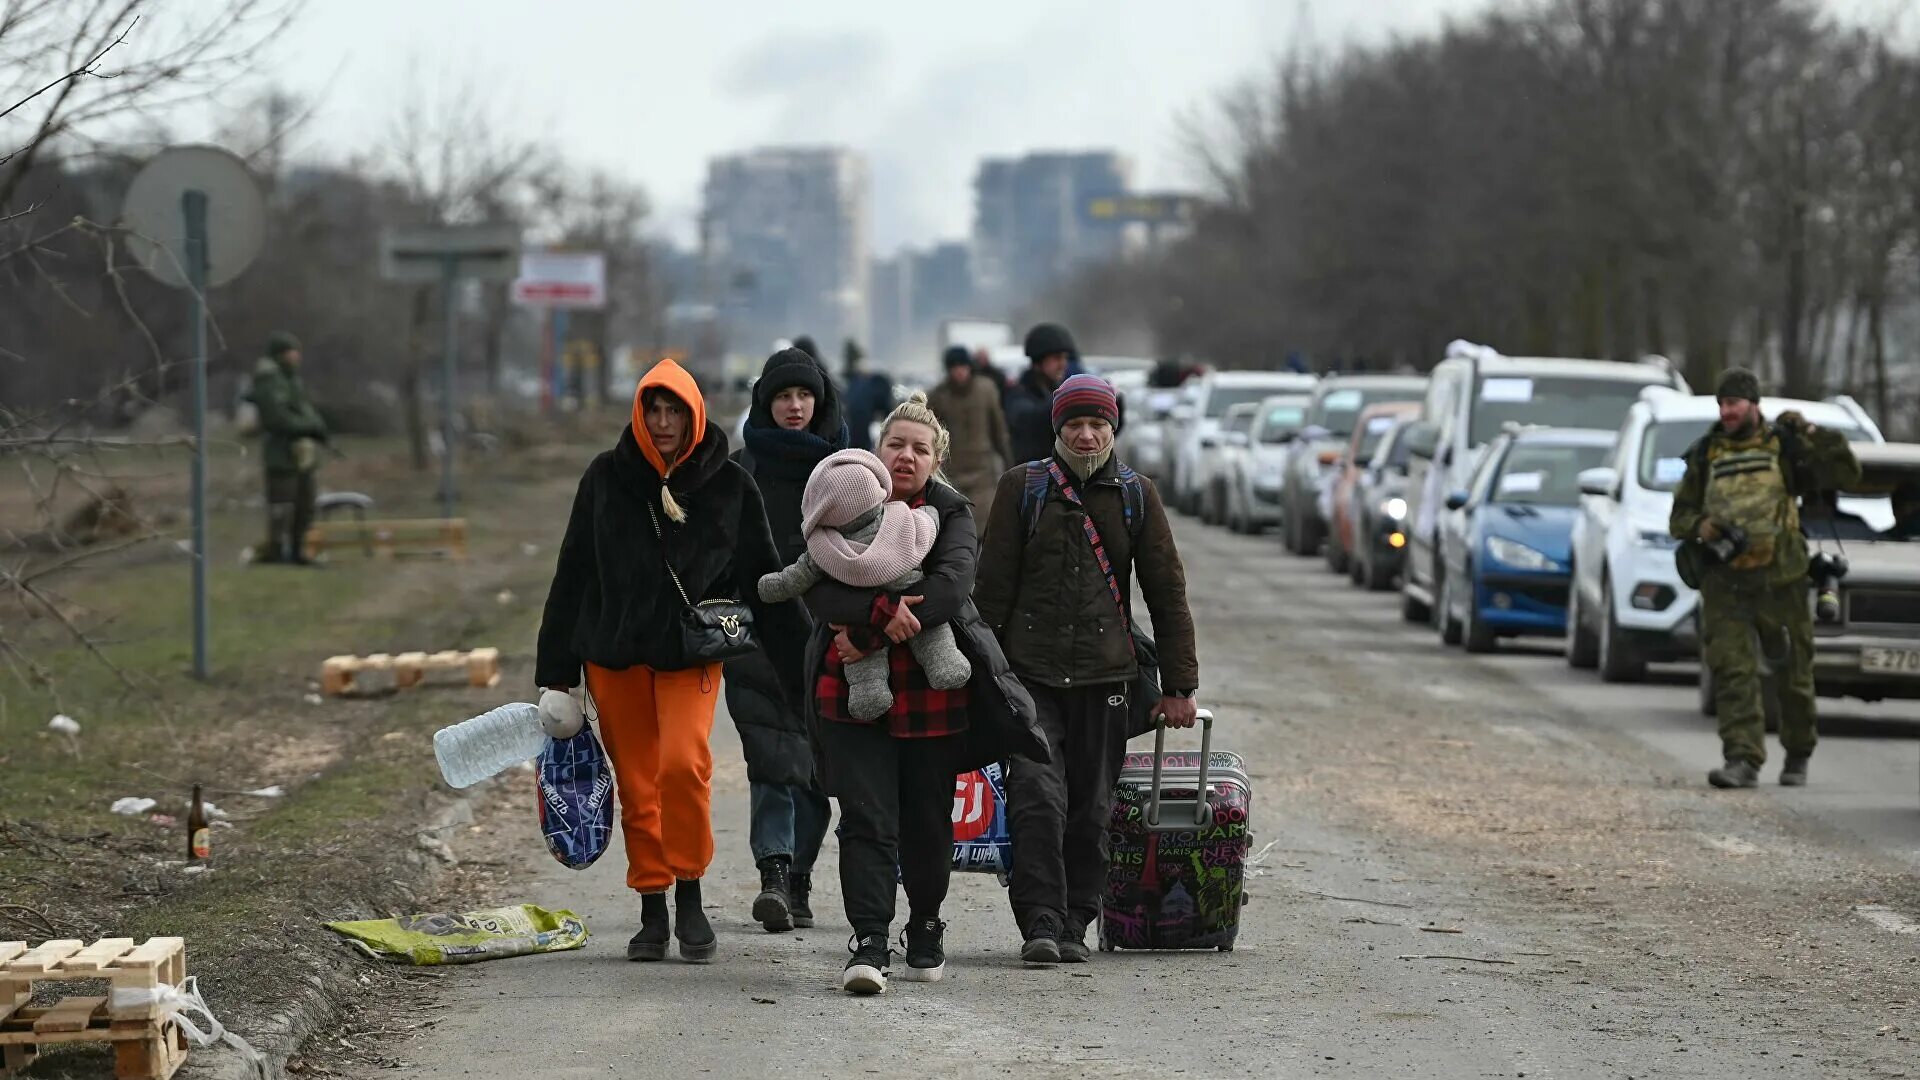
[247,332,329,565]
[1669,368,1860,788]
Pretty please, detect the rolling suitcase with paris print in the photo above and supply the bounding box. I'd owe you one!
[1099,710,1251,952]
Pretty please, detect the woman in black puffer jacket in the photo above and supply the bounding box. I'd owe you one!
[726,346,847,932]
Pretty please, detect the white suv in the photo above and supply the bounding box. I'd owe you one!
[1398,342,1689,623]
[1565,390,1883,682]
[1169,370,1318,514]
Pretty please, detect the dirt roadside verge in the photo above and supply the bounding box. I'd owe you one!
[1,421,611,1079]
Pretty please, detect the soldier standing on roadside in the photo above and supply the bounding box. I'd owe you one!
[1669,368,1860,789]
[248,332,329,565]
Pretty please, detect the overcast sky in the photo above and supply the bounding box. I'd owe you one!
[239,0,1904,255]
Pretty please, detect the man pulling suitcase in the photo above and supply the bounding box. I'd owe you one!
[974,369,1202,965]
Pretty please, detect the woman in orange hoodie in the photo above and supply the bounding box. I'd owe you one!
[537,359,808,962]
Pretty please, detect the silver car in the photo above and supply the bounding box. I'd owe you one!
[1223,394,1310,534]
[1699,442,1920,714]
[1280,375,1427,555]
[1198,402,1262,526]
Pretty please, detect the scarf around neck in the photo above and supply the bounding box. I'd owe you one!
[743,421,844,480]
[1055,436,1114,483]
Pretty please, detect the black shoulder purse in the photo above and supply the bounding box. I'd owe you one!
[647,501,758,663]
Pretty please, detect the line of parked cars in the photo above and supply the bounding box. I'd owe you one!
[1122,340,1920,724]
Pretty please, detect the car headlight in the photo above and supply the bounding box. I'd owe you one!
[1383,497,1407,520]
[1637,530,1679,550]
[1486,536,1557,572]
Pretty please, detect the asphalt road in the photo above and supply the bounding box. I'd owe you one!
[353,515,1920,1080]
[1476,637,1920,870]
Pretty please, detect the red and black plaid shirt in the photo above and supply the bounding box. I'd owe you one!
[814,500,970,739]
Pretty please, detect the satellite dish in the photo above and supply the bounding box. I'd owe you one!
[121,145,266,288]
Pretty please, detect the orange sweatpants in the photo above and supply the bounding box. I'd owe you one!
[584,661,722,893]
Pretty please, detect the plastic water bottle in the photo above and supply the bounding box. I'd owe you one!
[434,702,546,789]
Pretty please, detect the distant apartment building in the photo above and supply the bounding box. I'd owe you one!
[702,147,871,363]
[971,151,1130,314]
[872,242,976,365]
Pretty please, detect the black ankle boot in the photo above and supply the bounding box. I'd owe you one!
[674,879,717,963]
[752,855,794,932]
[628,892,670,962]
[789,871,815,929]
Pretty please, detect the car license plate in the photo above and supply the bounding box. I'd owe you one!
[1860,646,1920,676]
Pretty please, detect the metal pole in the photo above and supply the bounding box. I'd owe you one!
[439,255,458,519]
[539,307,554,416]
[182,189,211,680]
[553,309,571,408]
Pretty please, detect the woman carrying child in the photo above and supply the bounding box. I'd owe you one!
[794,394,1046,995]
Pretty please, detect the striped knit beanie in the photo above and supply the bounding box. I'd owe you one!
[1052,373,1121,434]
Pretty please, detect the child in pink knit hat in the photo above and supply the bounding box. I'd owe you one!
[758,448,971,718]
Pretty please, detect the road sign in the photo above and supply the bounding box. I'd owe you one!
[122,145,266,288]
[375,224,520,519]
[379,224,519,284]
[121,145,268,681]
[512,251,606,309]
[1083,193,1199,226]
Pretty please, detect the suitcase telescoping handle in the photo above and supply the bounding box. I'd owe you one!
[1147,708,1215,829]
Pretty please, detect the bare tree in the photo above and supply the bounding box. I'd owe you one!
[1155,0,1920,408]
[0,0,302,212]
[383,74,545,468]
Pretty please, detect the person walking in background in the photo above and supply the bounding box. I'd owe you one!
[974,373,1200,966]
[1669,367,1859,790]
[246,331,328,565]
[839,338,894,450]
[728,346,846,933]
[927,345,1013,528]
[1004,323,1075,466]
[536,359,808,964]
[798,395,1046,995]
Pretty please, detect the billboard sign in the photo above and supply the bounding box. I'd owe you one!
[512,251,607,309]
[1083,193,1199,226]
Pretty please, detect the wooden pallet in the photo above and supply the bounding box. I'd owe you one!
[305,517,468,560]
[0,938,190,1080]
[320,647,501,696]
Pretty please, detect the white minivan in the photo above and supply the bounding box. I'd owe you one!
[1397,341,1689,623]
[1565,390,1883,682]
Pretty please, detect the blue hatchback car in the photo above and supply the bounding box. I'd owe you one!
[1436,427,1616,653]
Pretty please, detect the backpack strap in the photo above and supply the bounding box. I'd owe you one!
[1023,458,1149,541]
[1114,462,1146,540]
[1019,460,1052,540]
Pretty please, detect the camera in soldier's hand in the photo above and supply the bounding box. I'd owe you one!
[1701,520,1748,564]
[1774,409,1813,435]
[1809,551,1849,624]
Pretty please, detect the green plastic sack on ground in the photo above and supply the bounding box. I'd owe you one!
[326,904,588,965]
